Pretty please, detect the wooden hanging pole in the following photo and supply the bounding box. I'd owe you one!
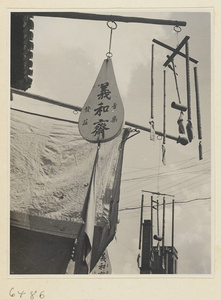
[11,88,189,145]
[18,12,187,27]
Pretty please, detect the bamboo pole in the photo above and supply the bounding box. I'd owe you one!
[151,44,154,119]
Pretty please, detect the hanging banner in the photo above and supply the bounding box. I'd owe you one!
[78,59,124,143]
[91,249,112,274]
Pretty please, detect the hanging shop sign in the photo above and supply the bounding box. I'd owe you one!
[78,58,124,143]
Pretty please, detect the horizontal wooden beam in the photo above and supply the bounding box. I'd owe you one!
[153,38,198,64]
[163,36,190,67]
[13,11,187,27]
[11,88,188,145]
[10,211,83,239]
[11,88,82,111]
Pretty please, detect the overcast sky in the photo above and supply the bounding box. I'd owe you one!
[11,9,212,274]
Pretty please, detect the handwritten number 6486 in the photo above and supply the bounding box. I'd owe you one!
[9,288,45,299]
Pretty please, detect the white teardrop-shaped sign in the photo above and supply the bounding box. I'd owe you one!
[78,59,124,143]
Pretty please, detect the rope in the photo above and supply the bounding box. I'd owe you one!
[171,59,181,104]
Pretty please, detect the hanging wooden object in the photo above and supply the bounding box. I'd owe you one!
[78,58,124,143]
[150,44,155,141]
[168,58,187,135]
[162,69,166,165]
[185,40,193,142]
[194,66,203,160]
[171,101,187,112]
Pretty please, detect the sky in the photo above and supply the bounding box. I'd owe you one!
[10,9,212,275]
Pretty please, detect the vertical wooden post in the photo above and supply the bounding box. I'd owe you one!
[157,199,159,236]
[172,199,175,250]
[162,197,166,270]
[151,195,153,249]
[139,194,144,250]
[140,220,152,274]
[162,197,166,249]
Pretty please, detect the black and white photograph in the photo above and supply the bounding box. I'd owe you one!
[9,10,212,276]
[1,3,220,299]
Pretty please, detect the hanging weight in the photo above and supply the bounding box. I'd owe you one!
[171,101,187,112]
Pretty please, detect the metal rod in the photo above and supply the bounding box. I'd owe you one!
[163,36,190,67]
[16,12,187,27]
[139,194,144,250]
[152,38,198,64]
[11,88,188,145]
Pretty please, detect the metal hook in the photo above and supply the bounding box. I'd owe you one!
[106,21,117,59]
[107,20,117,30]
[124,128,140,141]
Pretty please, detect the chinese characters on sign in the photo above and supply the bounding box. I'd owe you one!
[78,59,124,143]
[91,250,112,274]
